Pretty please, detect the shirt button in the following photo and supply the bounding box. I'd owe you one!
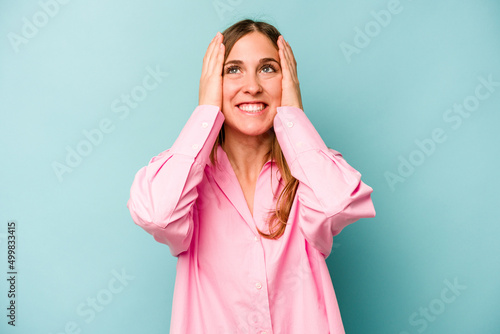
[192,144,199,150]
[286,121,294,127]
[201,122,208,128]
[254,235,259,241]
[255,282,262,290]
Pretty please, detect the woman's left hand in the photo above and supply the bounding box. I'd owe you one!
[278,35,303,110]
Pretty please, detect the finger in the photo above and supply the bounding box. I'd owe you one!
[217,42,225,76]
[283,39,297,81]
[204,33,220,69]
[282,39,294,70]
[202,33,221,76]
[278,46,287,81]
[278,37,288,73]
[284,40,297,68]
[281,37,292,67]
[283,47,295,80]
[201,37,216,77]
[208,34,224,78]
[281,38,295,65]
[206,33,223,74]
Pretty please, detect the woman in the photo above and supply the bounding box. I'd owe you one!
[127,19,376,334]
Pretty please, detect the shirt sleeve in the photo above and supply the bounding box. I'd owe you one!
[127,105,224,257]
[273,106,376,258]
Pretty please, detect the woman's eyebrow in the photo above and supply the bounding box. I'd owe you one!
[224,58,280,67]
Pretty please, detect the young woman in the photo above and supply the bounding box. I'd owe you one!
[127,19,376,334]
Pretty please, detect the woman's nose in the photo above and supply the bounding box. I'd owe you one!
[242,73,262,95]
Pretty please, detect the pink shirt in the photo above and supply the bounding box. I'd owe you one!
[127,105,376,334]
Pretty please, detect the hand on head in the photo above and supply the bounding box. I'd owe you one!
[198,32,225,109]
[277,35,303,110]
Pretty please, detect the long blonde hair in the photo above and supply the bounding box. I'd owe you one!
[209,19,299,239]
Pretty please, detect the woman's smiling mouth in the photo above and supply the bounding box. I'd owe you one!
[236,102,268,114]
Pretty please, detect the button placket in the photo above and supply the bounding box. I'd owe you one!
[248,249,272,329]
[245,167,273,333]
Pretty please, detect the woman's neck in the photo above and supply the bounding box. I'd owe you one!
[222,128,274,182]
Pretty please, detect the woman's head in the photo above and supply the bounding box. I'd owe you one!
[221,19,281,62]
[220,19,283,138]
[210,19,298,240]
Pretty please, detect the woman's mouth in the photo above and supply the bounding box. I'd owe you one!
[236,102,268,115]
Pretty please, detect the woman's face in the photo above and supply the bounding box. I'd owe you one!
[222,32,282,138]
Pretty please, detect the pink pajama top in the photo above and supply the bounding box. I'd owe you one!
[127,105,376,334]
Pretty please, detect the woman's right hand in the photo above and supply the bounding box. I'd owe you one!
[198,32,225,109]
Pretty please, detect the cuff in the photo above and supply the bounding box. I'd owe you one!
[274,106,329,163]
[170,105,224,165]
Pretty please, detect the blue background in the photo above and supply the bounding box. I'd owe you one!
[1,0,499,333]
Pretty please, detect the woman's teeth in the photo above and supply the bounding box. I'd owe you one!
[238,103,266,112]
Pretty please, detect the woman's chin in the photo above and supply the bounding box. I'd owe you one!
[225,122,274,138]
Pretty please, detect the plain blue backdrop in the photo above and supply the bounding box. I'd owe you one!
[1,0,499,333]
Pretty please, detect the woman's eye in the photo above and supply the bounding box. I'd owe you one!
[225,66,240,74]
[261,64,276,73]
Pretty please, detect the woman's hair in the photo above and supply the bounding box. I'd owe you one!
[209,19,299,240]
